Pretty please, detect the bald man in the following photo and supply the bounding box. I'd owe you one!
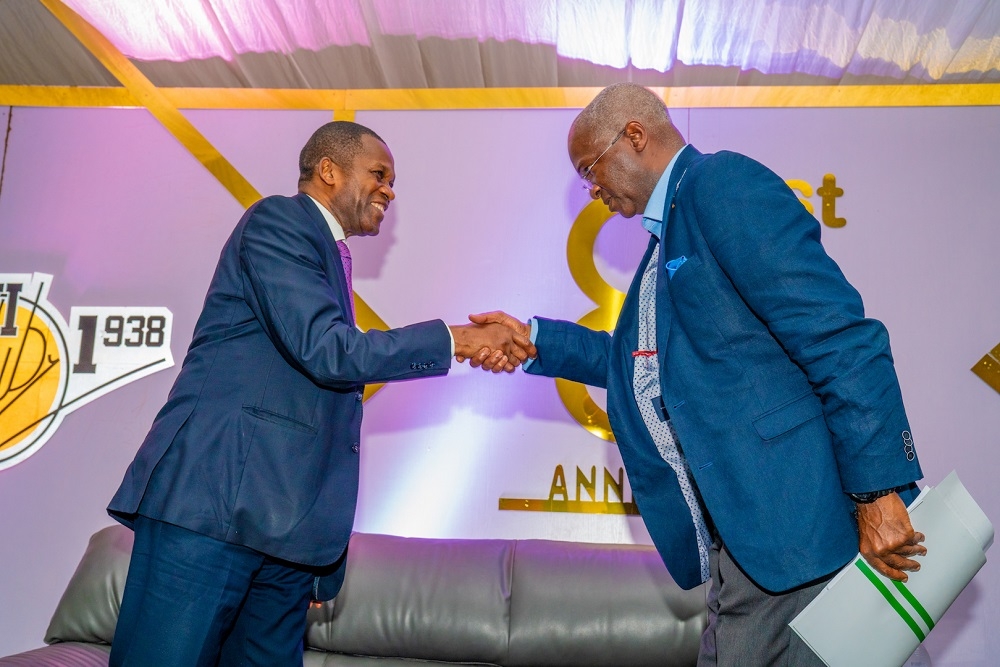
[474,84,925,665]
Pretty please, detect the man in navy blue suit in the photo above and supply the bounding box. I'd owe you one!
[107,121,533,667]
[472,83,927,665]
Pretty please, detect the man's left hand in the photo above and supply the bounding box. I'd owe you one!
[855,492,927,582]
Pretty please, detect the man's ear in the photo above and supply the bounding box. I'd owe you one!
[624,120,648,152]
[318,157,339,186]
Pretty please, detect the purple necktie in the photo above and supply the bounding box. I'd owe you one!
[336,240,355,322]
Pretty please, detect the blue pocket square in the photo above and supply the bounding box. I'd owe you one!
[664,255,688,279]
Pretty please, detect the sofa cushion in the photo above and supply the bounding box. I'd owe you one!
[0,643,111,667]
[304,651,486,666]
[307,533,514,664]
[506,540,706,667]
[44,526,133,647]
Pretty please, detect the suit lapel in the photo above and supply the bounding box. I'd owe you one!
[294,194,355,326]
[655,145,699,372]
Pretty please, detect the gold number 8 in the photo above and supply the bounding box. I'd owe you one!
[556,199,626,442]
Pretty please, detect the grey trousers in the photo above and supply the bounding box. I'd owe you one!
[697,539,830,667]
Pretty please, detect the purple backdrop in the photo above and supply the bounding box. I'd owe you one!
[0,104,997,664]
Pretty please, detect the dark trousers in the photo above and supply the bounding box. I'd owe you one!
[110,515,315,667]
[698,538,830,667]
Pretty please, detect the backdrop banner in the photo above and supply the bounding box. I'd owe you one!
[0,104,997,664]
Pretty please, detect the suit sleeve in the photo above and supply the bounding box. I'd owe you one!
[523,317,612,389]
[683,152,920,493]
[238,197,452,388]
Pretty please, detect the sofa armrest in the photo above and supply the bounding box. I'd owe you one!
[43,525,133,646]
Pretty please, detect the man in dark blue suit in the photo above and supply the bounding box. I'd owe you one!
[472,84,926,665]
[107,121,533,667]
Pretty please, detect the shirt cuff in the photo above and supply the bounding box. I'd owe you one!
[445,322,455,358]
[521,318,539,371]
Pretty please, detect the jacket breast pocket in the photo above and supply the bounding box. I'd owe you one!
[665,252,702,285]
[752,392,824,441]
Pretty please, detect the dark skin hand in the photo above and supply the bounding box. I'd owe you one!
[449,321,536,374]
[856,492,927,582]
[457,312,533,372]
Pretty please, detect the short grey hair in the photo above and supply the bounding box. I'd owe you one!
[573,83,673,144]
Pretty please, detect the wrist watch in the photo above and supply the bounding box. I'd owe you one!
[848,486,902,504]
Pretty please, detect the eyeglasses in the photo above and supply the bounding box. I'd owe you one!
[580,126,627,190]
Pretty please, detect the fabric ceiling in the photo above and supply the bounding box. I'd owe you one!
[2,0,999,91]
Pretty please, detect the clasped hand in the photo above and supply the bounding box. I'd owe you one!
[856,492,927,582]
[449,312,535,373]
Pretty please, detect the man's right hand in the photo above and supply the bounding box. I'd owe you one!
[449,319,535,373]
[460,311,532,372]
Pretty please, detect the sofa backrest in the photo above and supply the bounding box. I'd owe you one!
[506,539,705,666]
[306,533,516,663]
[306,533,707,666]
[45,526,706,666]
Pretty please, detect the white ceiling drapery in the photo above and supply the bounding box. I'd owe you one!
[2,0,999,90]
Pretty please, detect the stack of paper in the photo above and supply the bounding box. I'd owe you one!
[790,471,993,667]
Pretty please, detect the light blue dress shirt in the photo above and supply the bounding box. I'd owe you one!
[640,145,684,240]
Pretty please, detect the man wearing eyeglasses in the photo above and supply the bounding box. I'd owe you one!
[471,83,925,665]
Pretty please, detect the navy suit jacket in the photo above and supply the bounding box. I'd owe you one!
[527,146,921,592]
[109,193,451,599]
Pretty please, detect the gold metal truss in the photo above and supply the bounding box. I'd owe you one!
[5,83,1000,110]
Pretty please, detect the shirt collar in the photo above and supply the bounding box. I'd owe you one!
[640,145,687,239]
[307,195,346,243]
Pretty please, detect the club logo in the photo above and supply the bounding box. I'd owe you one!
[0,273,174,470]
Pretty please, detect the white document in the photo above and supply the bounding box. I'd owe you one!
[789,471,993,667]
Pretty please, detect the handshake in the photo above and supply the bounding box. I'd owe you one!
[448,311,534,373]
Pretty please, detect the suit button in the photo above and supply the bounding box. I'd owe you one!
[410,363,417,370]
[352,443,360,453]
[356,391,363,401]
